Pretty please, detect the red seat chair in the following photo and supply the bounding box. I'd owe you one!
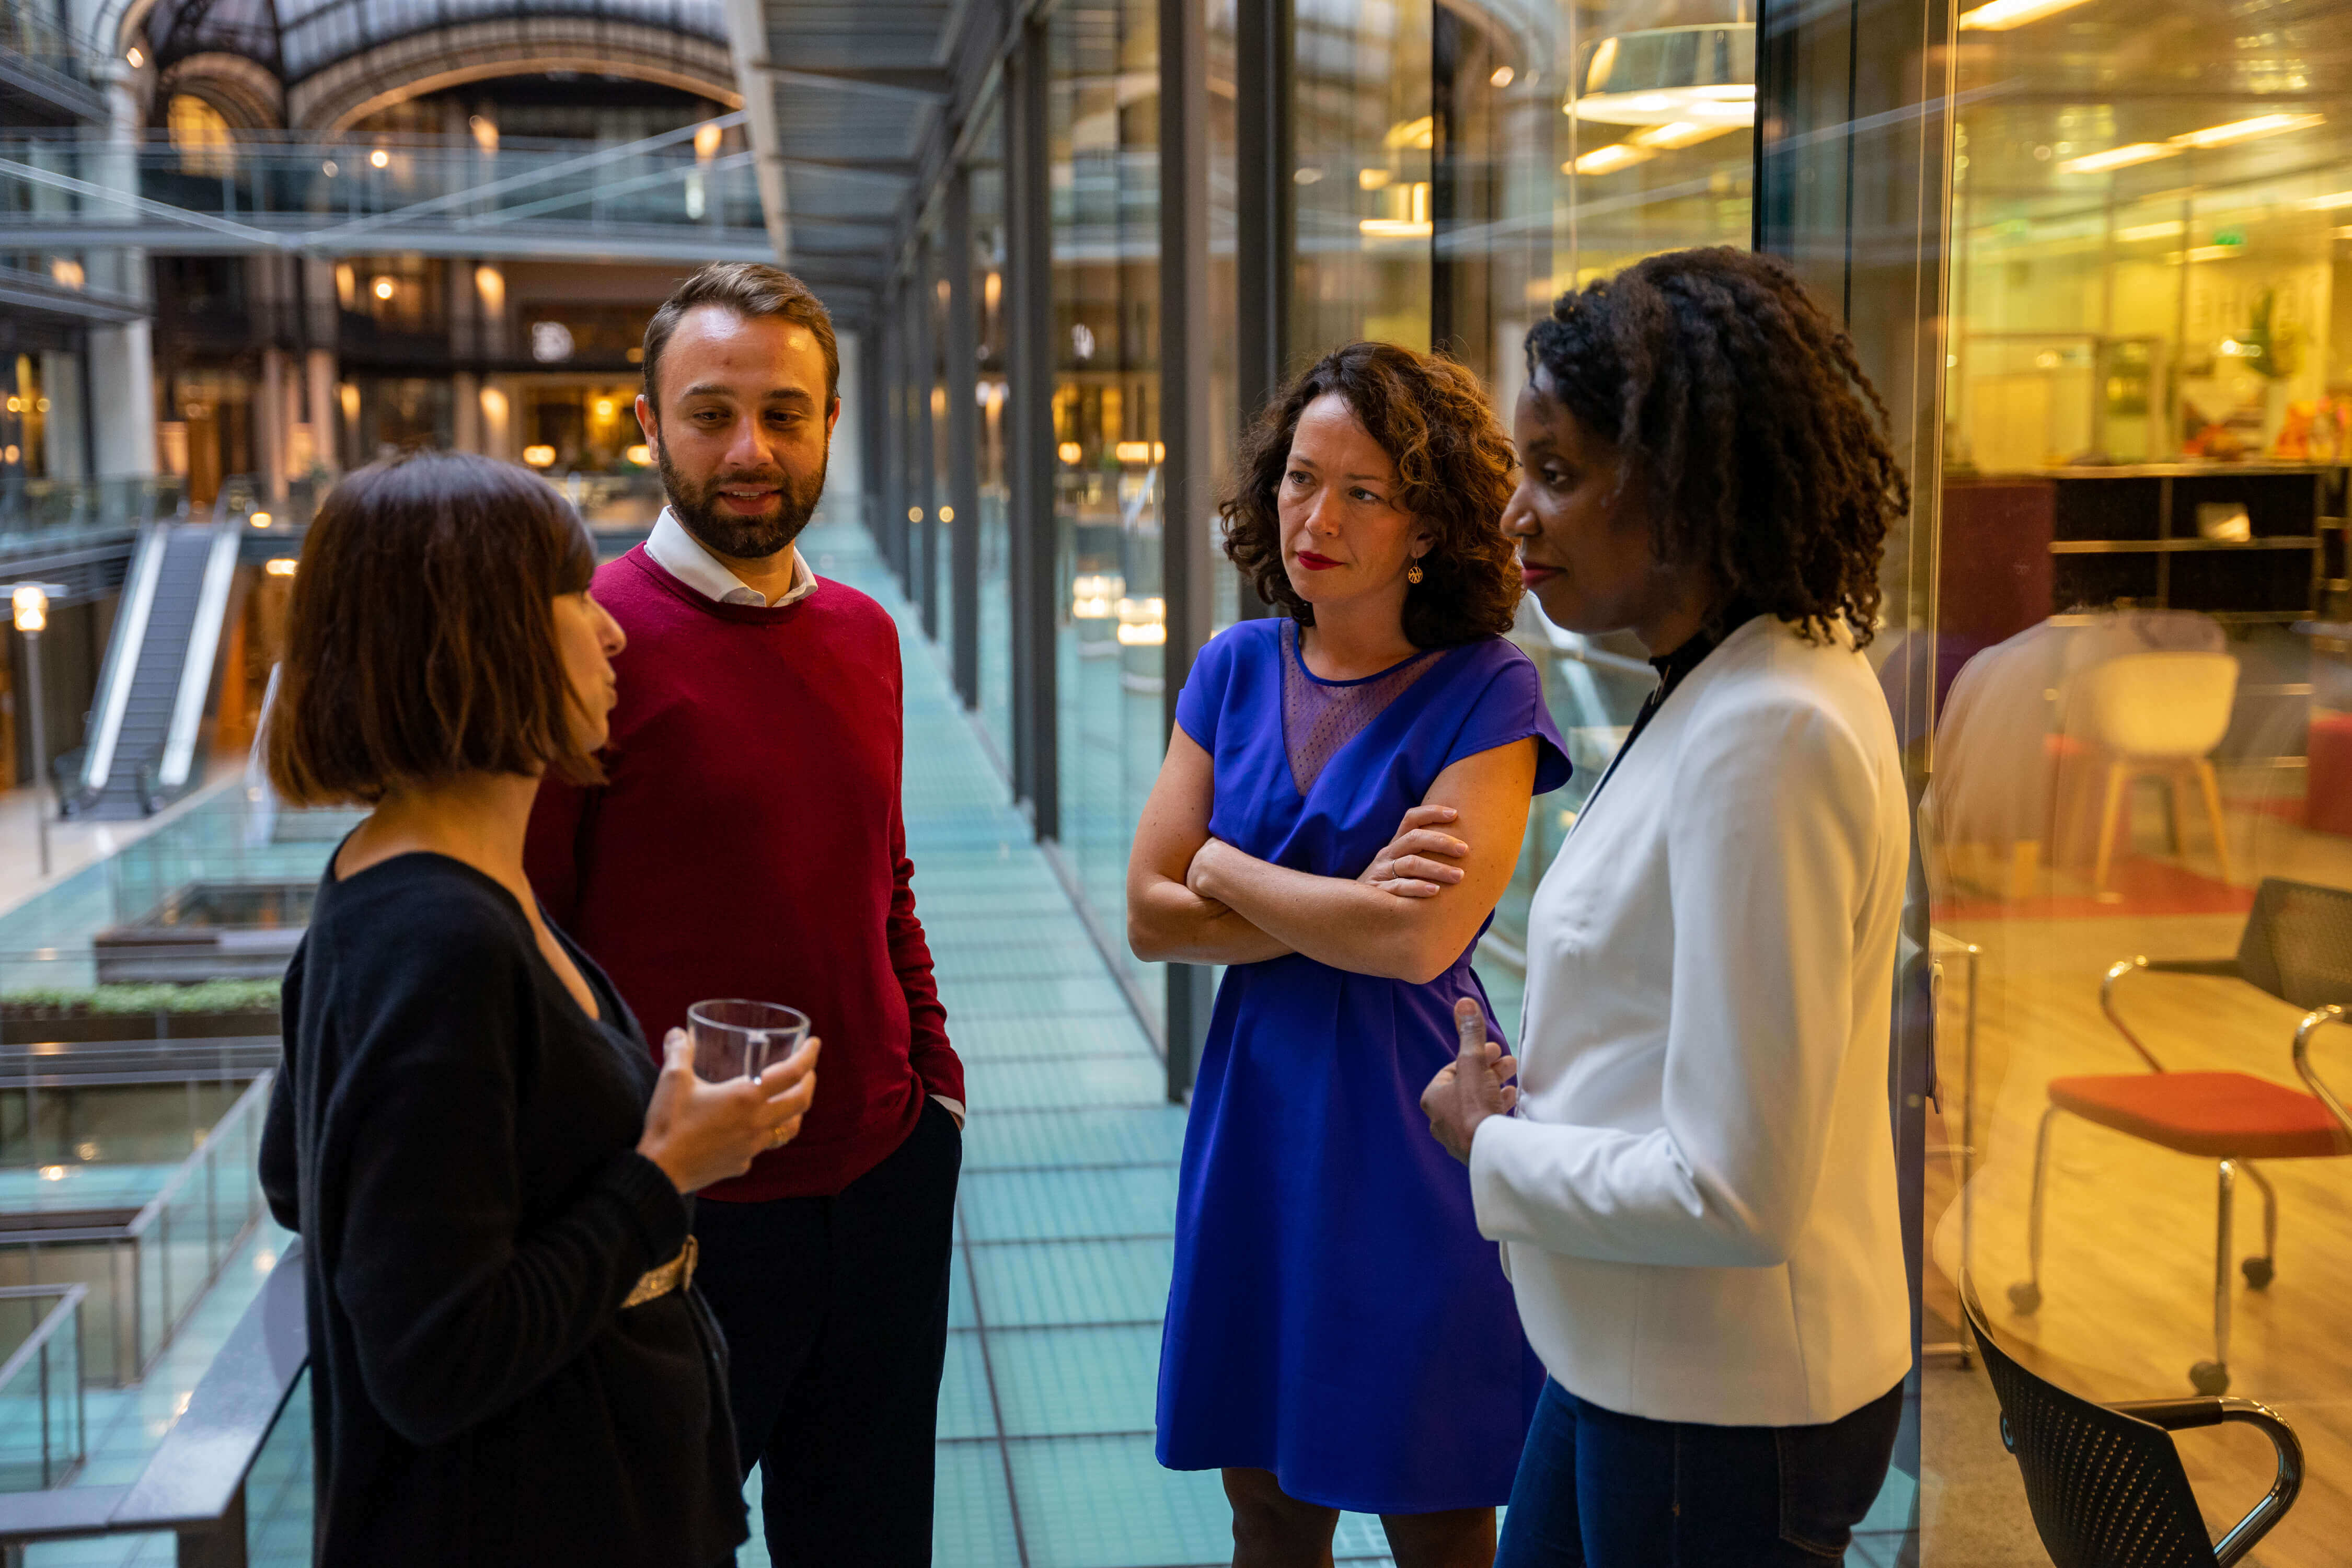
[2008,879,2352,1395]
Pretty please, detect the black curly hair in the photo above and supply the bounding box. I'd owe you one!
[1524,247,1905,647]
[1223,341,1523,647]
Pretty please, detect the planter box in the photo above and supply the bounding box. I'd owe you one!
[0,1008,281,1047]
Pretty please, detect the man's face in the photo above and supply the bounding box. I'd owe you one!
[636,306,840,564]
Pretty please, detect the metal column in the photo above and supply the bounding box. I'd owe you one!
[946,167,983,709]
[1159,0,1216,1096]
[1231,0,1293,620]
[1006,21,1057,838]
[913,234,940,641]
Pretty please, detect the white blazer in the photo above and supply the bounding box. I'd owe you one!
[1469,615,1913,1428]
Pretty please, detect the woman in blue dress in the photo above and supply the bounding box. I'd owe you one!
[1128,341,1572,1567]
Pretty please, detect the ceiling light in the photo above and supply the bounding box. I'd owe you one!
[1359,218,1435,237]
[2057,143,2175,174]
[1490,66,1515,88]
[2301,190,2352,211]
[1569,144,1655,176]
[1572,25,1754,127]
[2185,244,2243,262]
[372,276,396,300]
[369,148,389,169]
[1958,0,2091,28]
[2169,113,2323,149]
[1633,121,1741,149]
[2115,219,2184,241]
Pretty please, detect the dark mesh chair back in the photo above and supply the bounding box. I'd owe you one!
[2237,878,2352,1012]
[1965,1296,2219,1568]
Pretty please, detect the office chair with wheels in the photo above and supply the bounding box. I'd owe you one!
[2008,878,2352,1394]
[1964,1288,2303,1568]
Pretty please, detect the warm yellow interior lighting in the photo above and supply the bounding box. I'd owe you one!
[1115,597,1167,646]
[1634,121,1742,150]
[1570,143,1655,176]
[264,558,298,578]
[1070,574,1122,619]
[1359,168,1392,190]
[2057,143,2174,175]
[2170,113,2322,149]
[694,122,724,161]
[1383,116,1435,151]
[369,148,389,169]
[625,444,650,465]
[1113,441,1166,465]
[2115,219,2185,241]
[1957,0,2090,28]
[939,506,955,523]
[372,276,397,301]
[594,399,614,419]
[248,511,272,529]
[1490,65,1515,88]
[11,585,48,634]
[1058,442,1083,465]
[522,444,557,468]
[475,265,504,312]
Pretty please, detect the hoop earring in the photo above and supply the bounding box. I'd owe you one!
[1406,561,1425,585]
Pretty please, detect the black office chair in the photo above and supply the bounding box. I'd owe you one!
[1962,1287,2303,1567]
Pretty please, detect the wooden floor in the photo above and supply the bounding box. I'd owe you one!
[1922,782,2352,1565]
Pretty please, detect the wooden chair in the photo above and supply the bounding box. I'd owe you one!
[2008,878,2352,1393]
[1963,1287,2303,1567]
[2075,652,2238,894]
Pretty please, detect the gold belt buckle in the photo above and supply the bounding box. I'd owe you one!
[622,1235,698,1309]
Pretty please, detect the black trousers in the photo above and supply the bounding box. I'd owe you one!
[693,1096,962,1567]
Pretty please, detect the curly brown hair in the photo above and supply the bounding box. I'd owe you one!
[1222,341,1523,647]
[1525,247,1905,647]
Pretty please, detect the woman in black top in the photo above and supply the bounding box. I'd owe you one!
[258,451,818,1567]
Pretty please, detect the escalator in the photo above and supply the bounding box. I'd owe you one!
[71,516,240,819]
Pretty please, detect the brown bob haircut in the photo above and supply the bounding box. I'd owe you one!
[1223,341,1523,647]
[266,451,602,806]
[642,261,841,412]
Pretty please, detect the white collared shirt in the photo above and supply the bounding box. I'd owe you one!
[643,508,820,608]
[636,506,964,1128]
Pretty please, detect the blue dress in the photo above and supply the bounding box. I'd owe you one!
[1156,618,1573,1513]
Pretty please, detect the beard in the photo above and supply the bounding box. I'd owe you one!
[657,444,828,562]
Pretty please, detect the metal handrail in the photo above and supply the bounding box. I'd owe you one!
[0,1242,307,1555]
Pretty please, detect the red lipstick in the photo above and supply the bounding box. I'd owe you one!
[1296,551,1341,571]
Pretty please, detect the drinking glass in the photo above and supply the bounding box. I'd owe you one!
[686,999,810,1083]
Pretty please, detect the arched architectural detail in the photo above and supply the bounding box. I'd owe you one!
[155,51,286,128]
[290,18,735,131]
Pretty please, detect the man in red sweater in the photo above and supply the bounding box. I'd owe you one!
[526,262,963,1566]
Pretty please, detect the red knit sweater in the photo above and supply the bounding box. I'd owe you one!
[525,547,960,1201]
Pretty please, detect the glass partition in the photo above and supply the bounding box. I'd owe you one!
[1050,0,1169,1030]
[1916,6,2352,1561]
[0,1284,84,1492]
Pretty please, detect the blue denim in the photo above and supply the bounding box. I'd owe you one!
[1494,1378,1905,1567]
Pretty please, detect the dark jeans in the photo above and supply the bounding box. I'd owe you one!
[693,1096,962,1567]
[1494,1378,1905,1567]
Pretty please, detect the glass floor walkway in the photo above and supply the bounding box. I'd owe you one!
[727,512,1406,1568]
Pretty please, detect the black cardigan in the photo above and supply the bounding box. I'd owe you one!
[260,852,746,1567]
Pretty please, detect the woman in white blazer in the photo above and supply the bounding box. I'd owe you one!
[1417,247,1915,1566]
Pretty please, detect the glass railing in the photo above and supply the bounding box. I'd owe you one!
[0,119,768,240]
[0,1283,85,1492]
[0,3,100,98]
[0,476,185,559]
[0,1071,269,1386]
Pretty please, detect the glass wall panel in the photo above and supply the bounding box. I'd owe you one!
[1918,8,2352,1561]
[1293,0,1436,356]
[929,214,954,665]
[971,101,1015,771]
[1051,0,1167,1030]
